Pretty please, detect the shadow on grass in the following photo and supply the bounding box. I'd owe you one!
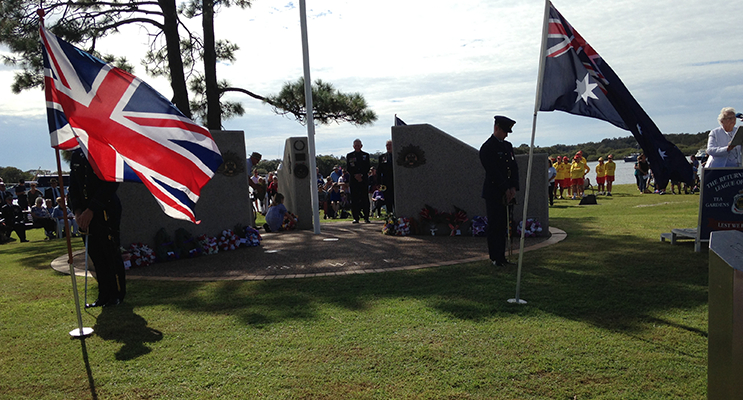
[93,303,163,361]
[126,216,708,338]
[606,192,635,197]
[5,233,83,272]
[77,339,99,400]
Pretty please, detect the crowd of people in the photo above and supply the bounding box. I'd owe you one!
[314,139,395,223]
[548,150,616,203]
[549,107,742,200]
[246,138,396,232]
[1,177,81,244]
[548,137,717,201]
[633,151,705,195]
[548,149,706,201]
[1,150,125,308]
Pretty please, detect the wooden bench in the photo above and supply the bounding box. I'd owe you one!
[660,228,697,245]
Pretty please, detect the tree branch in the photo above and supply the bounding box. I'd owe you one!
[221,87,268,103]
[96,17,165,31]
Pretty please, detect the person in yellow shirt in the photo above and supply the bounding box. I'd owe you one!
[595,157,606,195]
[604,154,616,196]
[570,154,588,199]
[577,150,590,179]
[554,156,569,199]
[562,156,573,197]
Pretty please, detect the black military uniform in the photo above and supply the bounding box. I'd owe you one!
[377,146,395,214]
[2,196,28,243]
[479,116,520,266]
[68,149,126,307]
[346,143,371,223]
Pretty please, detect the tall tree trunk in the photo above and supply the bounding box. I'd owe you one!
[202,0,220,129]
[158,0,191,118]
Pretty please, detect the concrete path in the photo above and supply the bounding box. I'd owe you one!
[51,221,566,281]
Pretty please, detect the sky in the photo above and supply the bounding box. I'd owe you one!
[1,0,742,173]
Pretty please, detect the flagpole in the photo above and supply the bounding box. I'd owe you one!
[38,8,93,336]
[508,0,551,305]
[55,149,93,337]
[299,0,321,234]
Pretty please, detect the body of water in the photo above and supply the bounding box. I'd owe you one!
[572,160,645,186]
[607,161,638,185]
[582,158,697,186]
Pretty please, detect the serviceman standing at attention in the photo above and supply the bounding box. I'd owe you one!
[69,149,126,308]
[479,115,519,267]
[346,139,371,223]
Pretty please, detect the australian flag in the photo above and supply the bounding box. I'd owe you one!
[40,26,223,223]
[539,2,693,188]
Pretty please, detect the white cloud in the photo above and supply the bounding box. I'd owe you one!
[1,0,742,171]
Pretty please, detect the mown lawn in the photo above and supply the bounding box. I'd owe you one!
[0,184,708,399]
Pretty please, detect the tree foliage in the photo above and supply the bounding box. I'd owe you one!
[315,155,343,178]
[179,0,250,128]
[188,75,245,125]
[515,132,709,161]
[2,0,377,130]
[253,159,280,176]
[261,77,378,127]
[0,166,34,184]
[0,0,195,117]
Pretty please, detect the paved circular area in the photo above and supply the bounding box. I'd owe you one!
[52,221,566,281]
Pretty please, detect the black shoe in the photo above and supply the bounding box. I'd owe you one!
[103,298,121,308]
[364,219,371,223]
[85,299,107,308]
[492,260,516,267]
[352,220,359,224]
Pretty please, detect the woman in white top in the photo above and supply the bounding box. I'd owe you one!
[705,107,741,168]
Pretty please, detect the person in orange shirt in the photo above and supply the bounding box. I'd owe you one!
[595,157,606,195]
[604,154,616,196]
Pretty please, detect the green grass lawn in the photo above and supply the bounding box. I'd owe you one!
[0,184,708,399]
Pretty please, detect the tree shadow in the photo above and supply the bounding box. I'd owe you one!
[7,235,83,271]
[106,215,709,339]
[93,303,163,361]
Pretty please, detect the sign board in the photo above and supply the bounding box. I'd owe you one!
[698,167,743,249]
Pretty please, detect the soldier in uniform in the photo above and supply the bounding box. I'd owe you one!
[346,139,371,223]
[377,140,395,214]
[68,149,126,308]
[479,115,520,266]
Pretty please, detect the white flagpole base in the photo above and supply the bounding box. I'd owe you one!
[507,298,528,305]
[69,327,94,337]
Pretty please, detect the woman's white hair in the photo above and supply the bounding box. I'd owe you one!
[718,107,736,123]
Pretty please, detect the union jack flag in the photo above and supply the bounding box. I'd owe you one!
[539,2,693,188]
[545,7,605,89]
[40,26,223,223]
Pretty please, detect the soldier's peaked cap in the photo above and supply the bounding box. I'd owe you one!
[494,115,515,133]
